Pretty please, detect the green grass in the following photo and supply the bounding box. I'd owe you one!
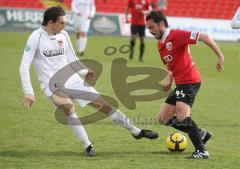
[1,32,240,169]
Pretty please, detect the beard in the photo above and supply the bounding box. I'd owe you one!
[153,30,164,40]
[156,34,162,40]
[154,33,162,40]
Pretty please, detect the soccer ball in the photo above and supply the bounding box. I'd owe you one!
[166,132,187,152]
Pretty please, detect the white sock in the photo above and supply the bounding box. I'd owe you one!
[78,37,87,53]
[67,113,91,148]
[108,109,141,136]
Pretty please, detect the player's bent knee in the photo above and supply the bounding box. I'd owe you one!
[100,103,113,114]
[157,117,165,124]
[80,32,87,37]
[176,108,189,122]
[76,33,80,39]
[157,113,168,124]
[58,103,75,115]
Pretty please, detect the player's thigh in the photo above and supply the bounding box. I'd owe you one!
[73,17,82,33]
[175,101,190,121]
[80,19,91,34]
[138,25,146,39]
[158,103,176,124]
[65,74,100,108]
[175,83,201,108]
[175,83,201,120]
[131,25,139,36]
[50,90,75,114]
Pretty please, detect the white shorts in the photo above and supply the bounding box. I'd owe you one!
[43,74,100,107]
[74,15,91,33]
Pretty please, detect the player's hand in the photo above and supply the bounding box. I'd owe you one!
[140,10,148,15]
[85,69,95,80]
[77,12,82,16]
[23,94,36,108]
[216,57,224,72]
[162,83,172,92]
[125,18,130,23]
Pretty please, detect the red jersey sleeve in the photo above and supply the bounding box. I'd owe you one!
[128,0,133,8]
[145,0,150,10]
[174,29,199,46]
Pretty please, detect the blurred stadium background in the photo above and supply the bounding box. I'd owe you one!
[0,0,240,40]
[0,1,240,169]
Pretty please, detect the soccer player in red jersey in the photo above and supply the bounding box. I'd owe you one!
[146,11,224,159]
[126,0,150,62]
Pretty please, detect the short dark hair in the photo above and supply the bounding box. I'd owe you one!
[146,11,169,28]
[42,6,65,26]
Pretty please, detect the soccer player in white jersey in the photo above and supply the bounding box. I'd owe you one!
[231,6,240,29]
[19,6,158,157]
[71,0,95,56]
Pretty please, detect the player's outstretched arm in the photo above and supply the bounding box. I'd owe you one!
[231,7,240,29]
[198,33,224,72]
[89,0,96,19]
[71,0,81,16]
[20,32,38,108]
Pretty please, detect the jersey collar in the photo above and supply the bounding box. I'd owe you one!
[41,27,58,36]
[161,28,170,43]
[40,27,50,36]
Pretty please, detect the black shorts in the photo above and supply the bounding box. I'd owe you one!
[165,82,201,107]
[131,25,146,37]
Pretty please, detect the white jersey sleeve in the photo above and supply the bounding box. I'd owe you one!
[231,7,240,29]
[19,31,40,95]
[89,0,96,18]
[61,31,89,75]
[71,0,79,14]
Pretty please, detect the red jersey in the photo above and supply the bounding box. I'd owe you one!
[128,0,150,25]
[158,29,201,84]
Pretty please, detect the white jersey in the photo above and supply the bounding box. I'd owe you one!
[19,27,87,97]
[71,0,96,18]
[231,7,240,29]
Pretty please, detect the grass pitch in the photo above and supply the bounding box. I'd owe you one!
[0,32,240,169]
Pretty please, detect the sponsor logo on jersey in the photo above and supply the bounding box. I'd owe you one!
[43,48,64,57]
[163,55,173,62]
[190,32,197,40]
[25,45,30,52]
[166,42,172,51]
